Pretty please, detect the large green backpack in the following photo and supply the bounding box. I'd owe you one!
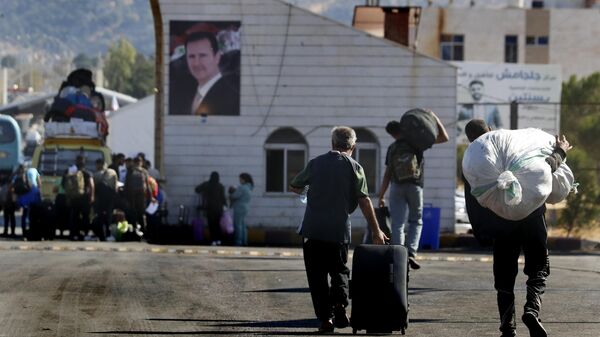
[64,170,85,200]
[389,141,421,183]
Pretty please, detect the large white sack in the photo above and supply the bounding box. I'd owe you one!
[546,163,575,204]
[462,128,572,221]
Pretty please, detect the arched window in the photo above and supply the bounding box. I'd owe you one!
[265,128,307,193]
[352,128,379,194]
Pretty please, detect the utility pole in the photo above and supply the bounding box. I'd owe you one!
[1,67,7,105]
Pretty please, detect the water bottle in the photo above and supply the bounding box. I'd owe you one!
[299,186,309,204]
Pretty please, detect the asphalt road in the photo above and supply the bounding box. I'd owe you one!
[0,242,598,336]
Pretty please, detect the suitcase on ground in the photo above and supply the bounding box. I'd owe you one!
[350,244,409,335]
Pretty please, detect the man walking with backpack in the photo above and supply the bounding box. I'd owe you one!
[378,113,448,269]
[63,155,94,241]
[124,157,150,233]
[93,158,118,240]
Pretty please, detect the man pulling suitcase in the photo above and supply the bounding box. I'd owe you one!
[290,126,388,334]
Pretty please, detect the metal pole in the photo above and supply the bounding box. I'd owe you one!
[510,101,518,129]
[1,67,7,105]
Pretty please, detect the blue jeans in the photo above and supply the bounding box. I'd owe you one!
[388,182,423,256]
[233,209,248,246]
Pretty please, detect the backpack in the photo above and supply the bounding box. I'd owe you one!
[127,168,147,193]
[389,141,421,183]
[13,174,31,196]
[95,169,116,199]
[64,171,86,200]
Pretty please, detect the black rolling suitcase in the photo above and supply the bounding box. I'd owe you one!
[350,244,409,335]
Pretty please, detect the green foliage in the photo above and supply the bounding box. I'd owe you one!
[130,54,155,99]
[558,148,600,236]
[72,53,97,69]
[104,38,154,98]
[559,73,600,235]
[0,0,154,57]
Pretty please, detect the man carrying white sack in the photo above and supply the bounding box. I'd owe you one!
[463,119,572,337]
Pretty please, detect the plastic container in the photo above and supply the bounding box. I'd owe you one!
[419,204,441,250]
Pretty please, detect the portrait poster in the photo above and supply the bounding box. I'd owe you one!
[169,21,241,116]
[452,62,561,144]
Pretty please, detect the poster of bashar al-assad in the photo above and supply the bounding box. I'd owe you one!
[169,21,241,116]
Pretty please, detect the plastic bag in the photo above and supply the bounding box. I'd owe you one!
[220,210,234,235]
[462,128,574,221]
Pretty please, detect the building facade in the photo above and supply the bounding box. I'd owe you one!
[353,4,600,79]
[155,0,458,237]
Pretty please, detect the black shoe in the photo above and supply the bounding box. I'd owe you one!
[333,305,350,329]
[317,319,334,334]
[501,332,516,337]
[522,312,547,337]
[408,256,421,270]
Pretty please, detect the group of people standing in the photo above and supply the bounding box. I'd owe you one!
[194,171,253,246]
[0,164,42,237]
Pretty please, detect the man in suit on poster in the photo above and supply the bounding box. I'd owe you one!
[184,31,240,116]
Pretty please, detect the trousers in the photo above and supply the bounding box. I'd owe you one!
[303,239,350,322]
[493,208,549,335]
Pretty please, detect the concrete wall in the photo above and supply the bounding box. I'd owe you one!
[417,7,600,79]
[550,9,600,79]
[158,0,457,234]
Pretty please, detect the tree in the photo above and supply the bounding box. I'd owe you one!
[130,54,155,98]
[103,38,155,98]
[559,73,600,236]
[72,53,97,70]
[104,38,137,94]
[558,148,600,237]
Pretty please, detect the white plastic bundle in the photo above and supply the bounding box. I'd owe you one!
[462,128,574,221]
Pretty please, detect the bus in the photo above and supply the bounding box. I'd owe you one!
[0,115,23,184]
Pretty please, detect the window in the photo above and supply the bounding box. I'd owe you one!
[532,0,544,8]
[351,128,379,194]
[265,128,307,193]
[505,35,518,63]
[537,36,549,45]
[38,148,104,176]
[526,35,549,46]
[0,121,16,144]
[440,34,464,61]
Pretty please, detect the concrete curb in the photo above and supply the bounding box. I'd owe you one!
[0,243,506,263]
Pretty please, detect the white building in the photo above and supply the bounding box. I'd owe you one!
[154,0,458,240]
[353,2,600,79]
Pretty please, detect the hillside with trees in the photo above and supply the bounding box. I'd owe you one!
[0,0,154,58]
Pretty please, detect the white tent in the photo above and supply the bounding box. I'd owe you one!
[107,95,154,160]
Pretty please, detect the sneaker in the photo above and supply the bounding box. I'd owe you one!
[522,312,547,337]
[408,256,421,270]
[333,305,350,329]
[317,319,334,334]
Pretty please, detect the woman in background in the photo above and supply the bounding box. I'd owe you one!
[195,171,226,245]
[229,173,253,246]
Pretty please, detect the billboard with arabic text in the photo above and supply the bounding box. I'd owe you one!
[452,62,562,144]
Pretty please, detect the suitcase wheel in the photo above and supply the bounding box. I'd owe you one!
[401,327,406,335]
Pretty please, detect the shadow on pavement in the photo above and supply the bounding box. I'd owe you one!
[243,287,310,293]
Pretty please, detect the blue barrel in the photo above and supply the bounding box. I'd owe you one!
[419,204,441,250]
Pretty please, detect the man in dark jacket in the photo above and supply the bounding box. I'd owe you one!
[290,126,388,334]
[463,119,571,337]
